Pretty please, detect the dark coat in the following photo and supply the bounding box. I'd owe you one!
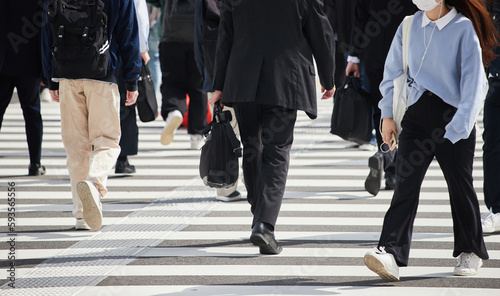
[324,0,356,53]
[0,1,43,78]
[213,0,335,119]
[349,0,417,70]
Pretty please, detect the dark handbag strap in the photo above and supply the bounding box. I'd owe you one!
[203,102,242,157]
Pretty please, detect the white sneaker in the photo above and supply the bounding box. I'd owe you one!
[216,190,241,202]
[190,134,204,150]
[453,252,482,276]
[75,218,91,230]
[482,210,500,234]
[77,180,103,231]
[364,247,400,281]
[161,110,183,146]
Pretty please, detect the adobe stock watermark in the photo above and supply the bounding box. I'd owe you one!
[396,109,457,184]
[6,182,17,289]
[337,0,405,55]
[7,0,47,54]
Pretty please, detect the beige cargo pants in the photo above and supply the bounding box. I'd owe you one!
[59,80,121,219]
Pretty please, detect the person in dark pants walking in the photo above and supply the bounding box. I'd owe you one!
[0,1,46,176]
[212,0,335,255]
[346,0,417,196]
[364,0,497,281]
[148,0,208,150]
[116,0,150,174]
[481,0,500,234]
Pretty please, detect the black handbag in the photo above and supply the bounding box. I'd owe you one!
[199,102,242,188]
[136,60,158,122]
[330,75,372,145]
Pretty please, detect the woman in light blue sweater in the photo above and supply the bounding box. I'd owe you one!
[364,0,498,281]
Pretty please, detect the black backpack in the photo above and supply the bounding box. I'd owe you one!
[47,0,110,79]
[164,0,196,43]
[199,102,242,188]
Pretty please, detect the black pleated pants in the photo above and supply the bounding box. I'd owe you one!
[233,103,297,228]
[378,91,488,266]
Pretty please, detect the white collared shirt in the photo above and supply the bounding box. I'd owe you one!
[421,7,458,30]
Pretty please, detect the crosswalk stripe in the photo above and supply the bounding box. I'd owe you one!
[1,97,498,294]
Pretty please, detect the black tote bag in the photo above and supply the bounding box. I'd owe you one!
[330,75,372,145]
[136,61,158,122]
[199,102,242,188]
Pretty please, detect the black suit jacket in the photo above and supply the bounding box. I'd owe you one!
[213,0,335,119]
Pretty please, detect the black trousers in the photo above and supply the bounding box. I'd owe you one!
[483,79,500,214]
[159,42,207,135]
[117,67,138,157]
[233,103,297,228]
[378,91,488,266]
[0,73,43,165]
[366,65,395,176]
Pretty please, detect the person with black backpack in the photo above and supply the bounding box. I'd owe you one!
[41,0,142,231]
[148,0,208,150]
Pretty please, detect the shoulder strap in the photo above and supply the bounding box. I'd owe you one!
[402,15,413,75]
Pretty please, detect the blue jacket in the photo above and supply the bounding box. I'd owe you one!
[41,0,141,91]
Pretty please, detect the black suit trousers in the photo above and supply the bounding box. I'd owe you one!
[233,103,297,228]
[378,92,488,266]
[0,73,43,165]
[159,42,207,135]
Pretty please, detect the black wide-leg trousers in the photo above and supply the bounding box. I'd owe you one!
[233,103,297,228]
[378,91,488,267]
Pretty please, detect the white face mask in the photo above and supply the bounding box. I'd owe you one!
[412,0,442,11]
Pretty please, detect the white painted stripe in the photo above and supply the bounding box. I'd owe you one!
[212,203,456,213]
[183,216,456,227]
[101,265,500,279]
[160,231,500,243]
[7,265,500,279]
[0,190,468,202]
[71,286,500,296]
[13,248,500,260]
[0,204,149,212]
[0,203,456,214]
[0,216,456,227]
[0,231,430,243]
[137,247,500,260]
[0,156,484,168]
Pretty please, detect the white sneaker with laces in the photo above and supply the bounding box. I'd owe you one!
[453,252,482,276]
[482,210,500,234]
[161,110,183,146]
[77,180,103,231]
[75,218,91,230]
[216,190,241,202]
[364,246,400,281]
[190,134,204,150]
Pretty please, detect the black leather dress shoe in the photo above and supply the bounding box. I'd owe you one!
[250,222,282,255]
[365,152,384,196]
[28,163,46,176]
[115,160,136,174]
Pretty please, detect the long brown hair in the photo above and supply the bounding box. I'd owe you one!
[447,0,499,66]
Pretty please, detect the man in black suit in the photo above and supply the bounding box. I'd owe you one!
[211,0,335,254]
[346,0,416,196]
[0,1,46,176]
